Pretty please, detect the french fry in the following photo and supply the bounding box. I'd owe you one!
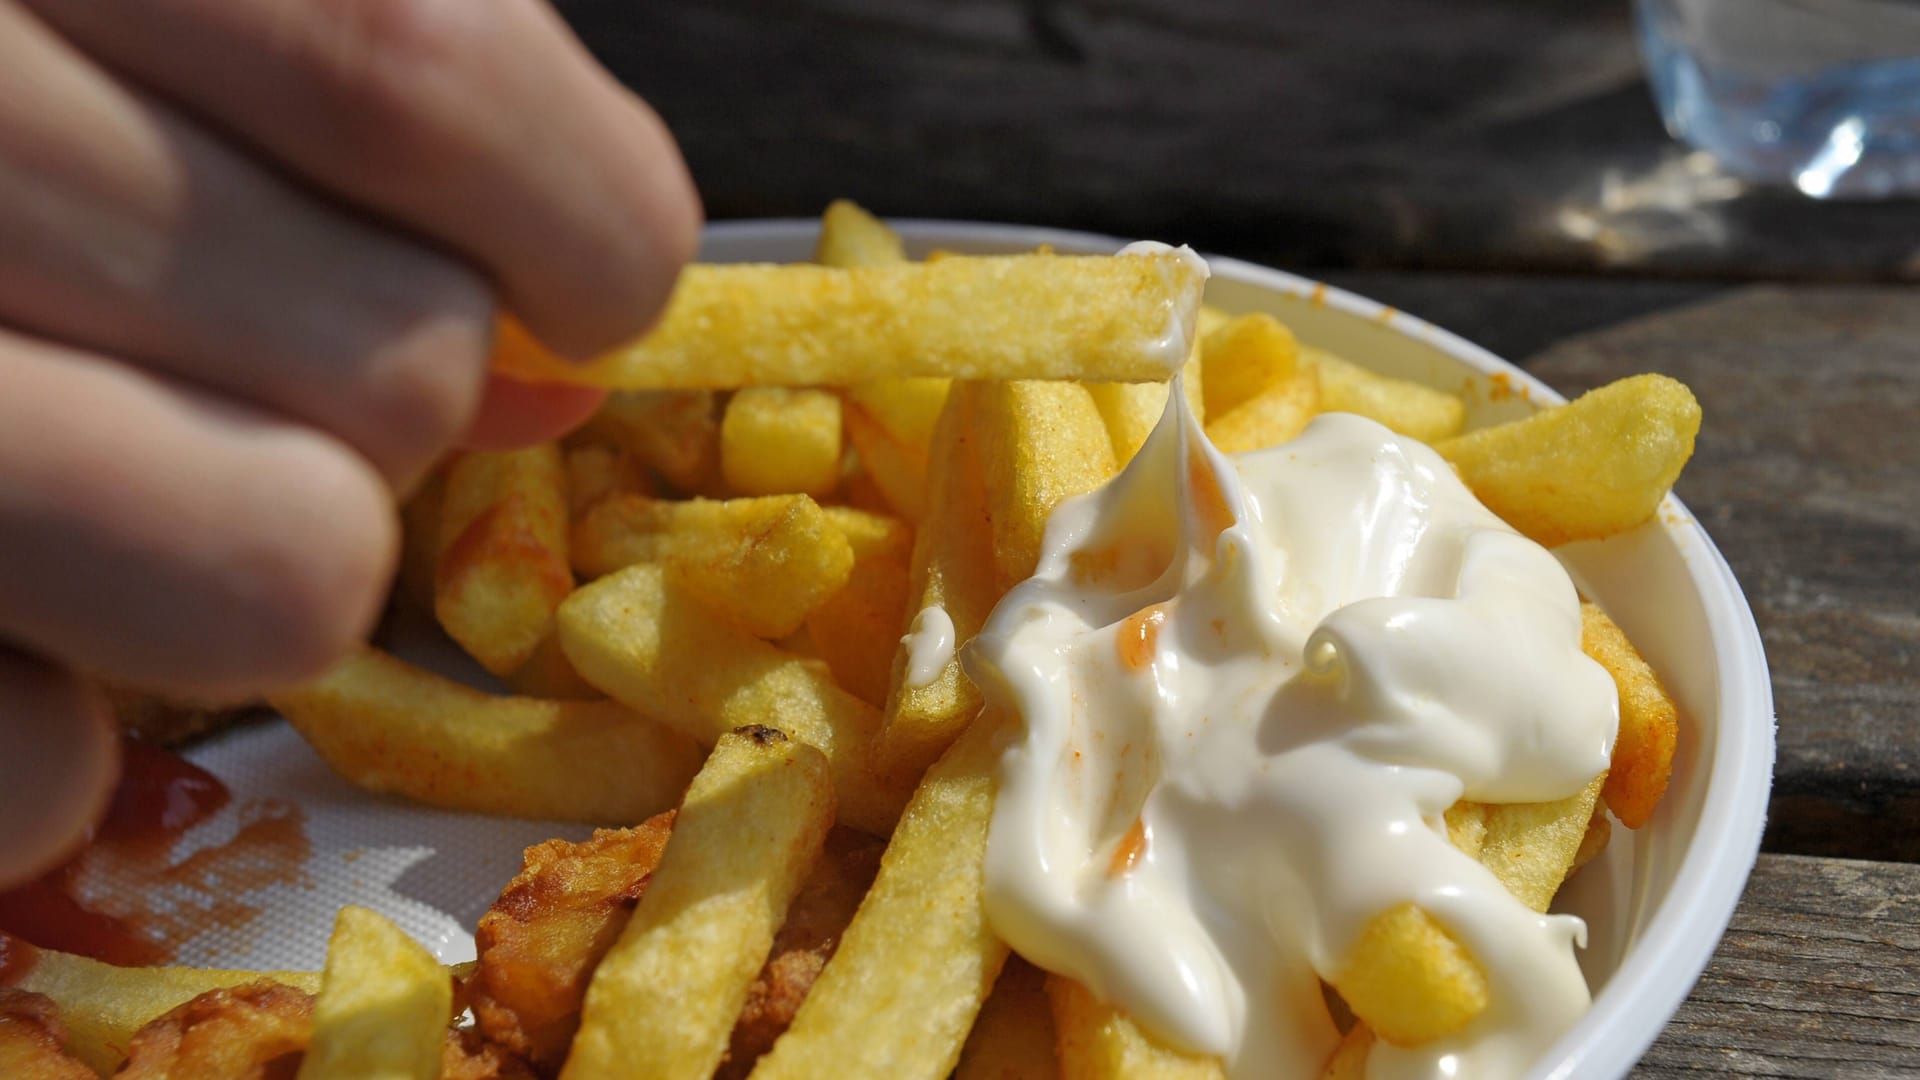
[580,389,722,493]
[806,510,916,708]
[1046,976,1224,1080]
[747,712,1010,1080]
[814,199,907,267]
[844,378,951,455]
[557,564,910,835]
[1086,343,1205,465]
[843,405,930,522]
[493,253,1207,388]
[119,980,314,1080]
[1571,808,1612,876]
[1328,902,1487,1047]
[574,493,830,579]
[1582,602,1680,829]
[0,988,98,1079]
[665,494,855,639]
[5,936,318,1074]
[1195,304,1231,341]
[1460,776,1608,914]
[1204,365,1319,454]
[1435,374,1701,547]
[562,728,834,1080]
[298,907,450,1080]
[957,958,1059,1080]
[270,647,701,823]
[972,381,1119,590]
[722,388,845,498]
[1305,346,1466,442]
[504,632,602,700]
[565,442,651,517]
[1199,313,1297,419]
[876,387,999,783]
[435,444,573,675]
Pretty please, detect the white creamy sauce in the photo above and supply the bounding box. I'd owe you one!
[901,604,957,689]
[966,392,1619,1079]
[1117,240,1210,374]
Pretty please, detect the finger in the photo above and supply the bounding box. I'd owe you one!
[27,0,701,356]
[0,1,492,489]
[0,327,396,696]
[462,375,607,452]
[0,651,118,890]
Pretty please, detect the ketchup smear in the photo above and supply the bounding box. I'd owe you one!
[0,740,230,966]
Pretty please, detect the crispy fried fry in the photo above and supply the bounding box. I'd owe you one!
[1046,975,1223,1080]
[558,564,910,835]
[435,445,574,675]
[956,958,1059,1080]
[1328,903,1487,1048]
[805,511,916,709]
[270,648,701,823]
[562,728,834,1080]
[299,907,449,1080]
[494,254,1206,388]
[573,493,838,580]
[117,979,312,1080]
[469,815,675,1071]
[1436,374,1700,547]
[746,712,1010,1080]
[665,494,855,639]
[1204,365,1318,454]
[578,390,722,494]
[973,381,1118,591]
[1305,346,1465,442]
[842,404,930,522]
[720,829,884,1079]
[721,388,845,498]
[1199,313,1297,419]
[1582,603,1680,829]
[814,200,907,268]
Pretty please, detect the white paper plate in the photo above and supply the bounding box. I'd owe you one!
[177,220,1774,1080]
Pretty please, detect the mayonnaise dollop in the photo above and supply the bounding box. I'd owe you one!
[965,391,1619,1079]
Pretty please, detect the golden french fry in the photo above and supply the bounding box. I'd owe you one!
[1571,808,1612,876]
[1195,304,1231,340]
[563,727,834,1080]
[1046,976,1223,1080]
[665,495,855,639]
[843,405,930,522]
[972,381,1119,590]
[1328,903,1487,1048]
[957,958,1059,1080]
[0,988,105,1080]
[1200,313,1297,419]
[574,493,828,579]
[1205,365,1319,454]
[722,388,845,498]
[1582,602,1680,829]
[580,389,722,493]
[1435,374,1701,547]
[298,907,449,1080]
[435,444,573,675]
[815,199,907,268]
[565,442,652,517]
[1085,342,1203,464]
[1464,776,1607,914]
[1304,346,1466,442]
[5,936,318,1074]
[806,510,916,708]
[493,253,1206,388]
[747,712,1010,1080]
[557,564,910,835]
[504,632,603,700]
[876,387,999,783]
[844,378,951,456]
[270,647,701,823]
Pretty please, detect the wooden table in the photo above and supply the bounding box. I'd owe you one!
[556,2,1920,1072]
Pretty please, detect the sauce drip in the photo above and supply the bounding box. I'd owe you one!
[0,741,308,966]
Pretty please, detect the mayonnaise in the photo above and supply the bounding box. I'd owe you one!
[901,604,957,689]
[966,389,1618,1079]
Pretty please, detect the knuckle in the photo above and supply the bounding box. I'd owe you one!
[349,257,494,481]
[318,0,497,163]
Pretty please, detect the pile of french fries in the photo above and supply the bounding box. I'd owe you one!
[0,203,1701,1080]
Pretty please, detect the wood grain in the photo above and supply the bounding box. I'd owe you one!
[558,0,1920,279]
[1524,287,1920,861]
[1633,853,1920,1079]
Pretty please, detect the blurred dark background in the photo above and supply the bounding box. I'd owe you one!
[556,0,1919,294]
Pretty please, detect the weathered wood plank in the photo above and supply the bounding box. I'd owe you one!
[1524,287,1920,861]
[557,0,1920,279]
[1633,853,1920,1078]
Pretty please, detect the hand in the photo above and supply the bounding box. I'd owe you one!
[0,0,700,886]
